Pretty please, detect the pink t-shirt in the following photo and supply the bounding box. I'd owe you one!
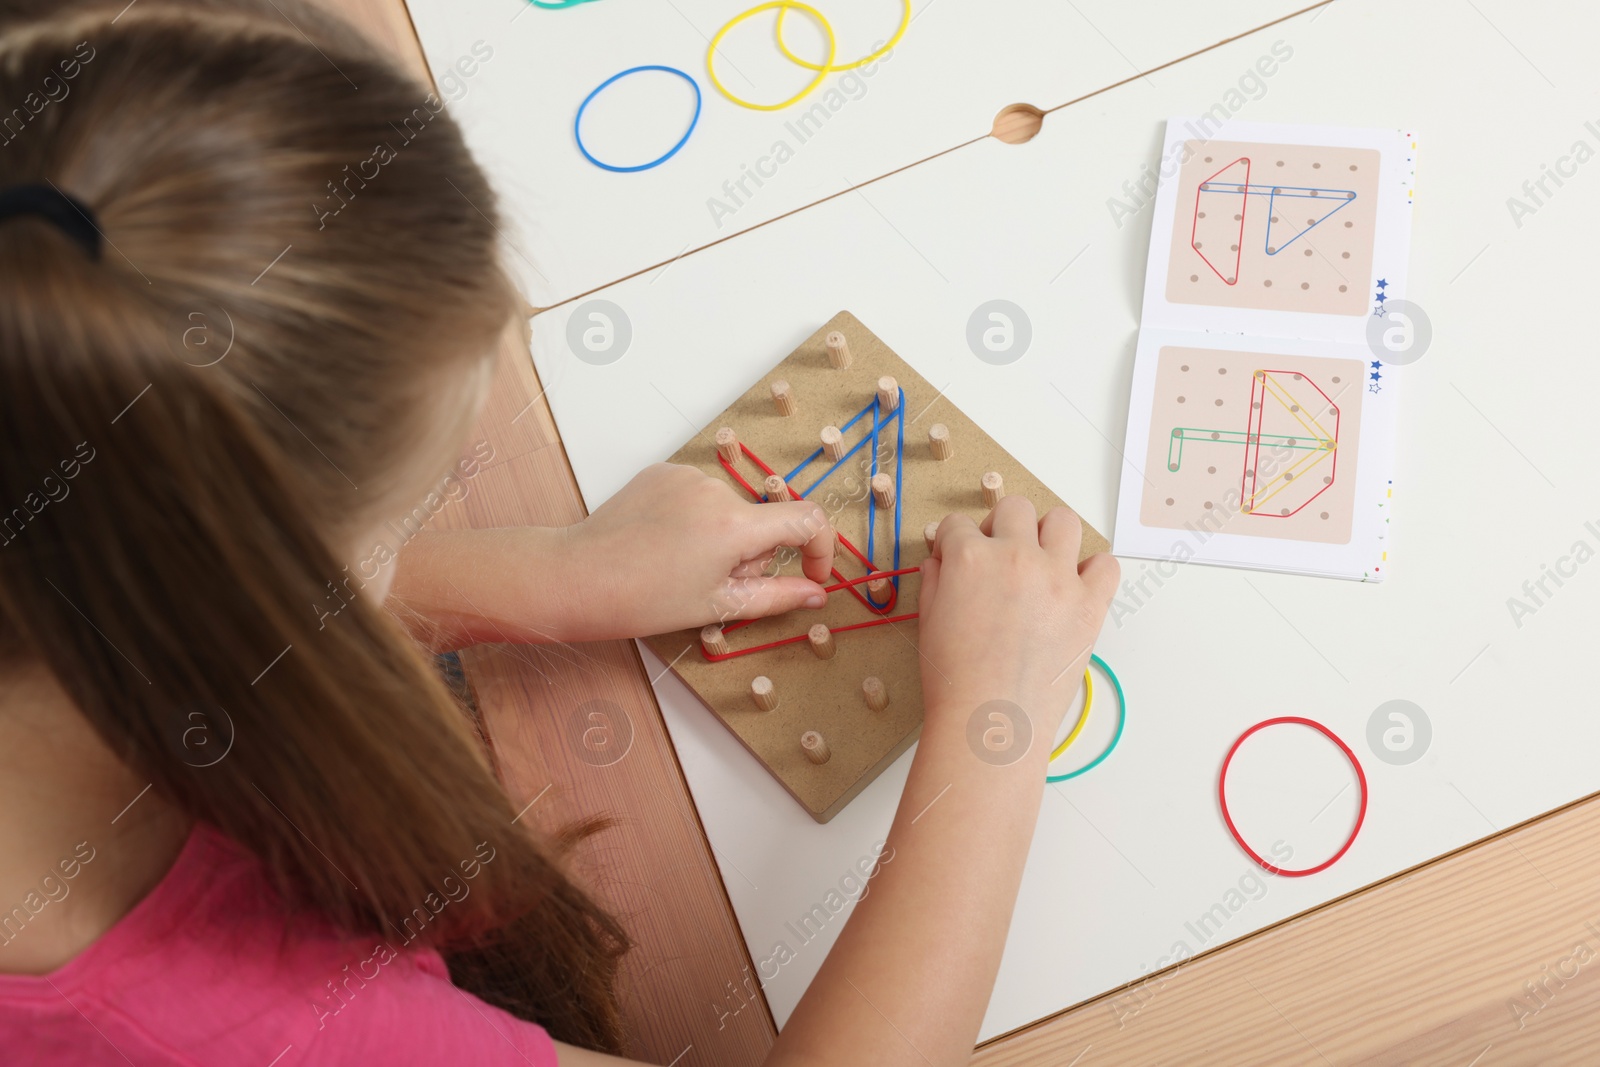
[0,824,559,1066]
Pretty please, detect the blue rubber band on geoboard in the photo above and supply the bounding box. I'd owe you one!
[1046,654,1125,783]
[574,65,701,173]
[781,388,906,609]
[862,389,906,609]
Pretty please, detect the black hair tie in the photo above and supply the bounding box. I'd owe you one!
[0,183,102,260]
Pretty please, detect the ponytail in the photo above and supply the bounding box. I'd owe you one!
[0,2,628,1050]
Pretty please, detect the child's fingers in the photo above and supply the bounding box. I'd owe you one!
[1038,507,1084,558]
[982,495,1039,541]
[718,575,829,620]
[918,555,942,608]
[744,500,835,584]
[1077,551,1121,608]
[730,555,777,579]
[932,513,980,558]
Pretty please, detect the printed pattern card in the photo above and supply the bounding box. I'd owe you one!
[1115,119,1416,580]
[1119,330,1396,579]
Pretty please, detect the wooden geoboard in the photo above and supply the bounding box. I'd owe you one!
[642,311,1107,822]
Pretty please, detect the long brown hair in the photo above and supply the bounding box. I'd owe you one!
[0,0,629,1051]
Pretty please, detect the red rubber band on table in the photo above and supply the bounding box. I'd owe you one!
[1217,716,1368,878]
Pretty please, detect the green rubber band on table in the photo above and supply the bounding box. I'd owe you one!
[1045,653,1125,783]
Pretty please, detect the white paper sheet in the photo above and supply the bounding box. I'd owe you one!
[1115,119,1418,579]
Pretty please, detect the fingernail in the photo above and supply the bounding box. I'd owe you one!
[804,594,825,609]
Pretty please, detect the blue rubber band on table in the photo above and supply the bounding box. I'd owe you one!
[1046,654,1125,783]
[528,0,600,10]
[574,65,701,174]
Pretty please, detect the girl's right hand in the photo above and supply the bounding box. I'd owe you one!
[917,498,1119,742]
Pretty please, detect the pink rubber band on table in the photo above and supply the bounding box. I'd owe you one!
[1218,716,1368,878]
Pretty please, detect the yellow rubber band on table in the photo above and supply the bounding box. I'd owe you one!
[708,2,836,112]
[1050,667,1094,763]
[775,0,910,72]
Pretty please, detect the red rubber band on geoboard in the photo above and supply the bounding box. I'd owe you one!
[1217,716,1368,878]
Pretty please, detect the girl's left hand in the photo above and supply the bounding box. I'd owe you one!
[557,463,835,640]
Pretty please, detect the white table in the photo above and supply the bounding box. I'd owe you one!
[430,0,1600,1042]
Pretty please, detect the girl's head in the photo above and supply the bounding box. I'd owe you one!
[0,0,627,1050]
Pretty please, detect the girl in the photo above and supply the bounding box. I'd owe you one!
[0,2,1117,1064]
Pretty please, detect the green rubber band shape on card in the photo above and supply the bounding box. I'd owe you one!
[1046,654,1125,783]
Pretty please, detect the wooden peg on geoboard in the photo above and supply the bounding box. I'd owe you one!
[765,475,793,502]
[641,311,1109,823]
[701,625,729,657]
[870,472,895,510]
[771,379,797,416]
[929,423,953,461]
[716,427,739,465]
[982,471,1004,508]
[862,676,889,711]
[801,730,831,764]
[820,425,846,462]
[750,676,778,711]
[808,624,836,659]
[877,375,899,414]
[825,331,851,369]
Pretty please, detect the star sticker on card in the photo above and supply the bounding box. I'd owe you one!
[1371,361,1382,369]
[1370,371,1382,381]
[1375,292,1387,303]
[1369,382,1382,393]
[1377,279,1388,289]
[1373,306,1387,316]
